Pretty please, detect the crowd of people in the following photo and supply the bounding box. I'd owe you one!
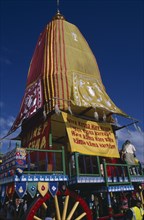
[0,198,26,220]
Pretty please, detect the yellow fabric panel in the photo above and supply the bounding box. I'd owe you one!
[71,72,124,115]
[63,20,103,85]
[62,112,120,157]
[42,18,127,117]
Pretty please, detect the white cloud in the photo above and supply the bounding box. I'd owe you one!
[0,116,21,153]
[0,116,15,131]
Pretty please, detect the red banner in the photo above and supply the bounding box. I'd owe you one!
[6,183,15,199]
[22,119,50,149]
[8,79,43,135]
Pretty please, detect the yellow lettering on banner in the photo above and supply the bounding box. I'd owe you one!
[22,120,49,149]
[40,136,46,149]
[71,130,82,138]
[83,134,94,141]
[35,139,41,148]
[62,112,120,158]
[33,128,37,137]
[78,121,90,129]
[74,138,86,145]
[42,121,48,133]
[37,126,42,136]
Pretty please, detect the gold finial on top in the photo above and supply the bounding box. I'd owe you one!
[53,0,65,20]
[52,11,65,20]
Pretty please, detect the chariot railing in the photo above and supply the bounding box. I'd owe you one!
[69,153,143,184]
[24,147,66,175]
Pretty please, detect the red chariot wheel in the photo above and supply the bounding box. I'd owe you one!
[26,189,92,220]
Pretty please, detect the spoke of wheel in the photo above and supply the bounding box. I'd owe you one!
[33,216,42,220]
[75,212,86,220]
[42,202,47,210]
[62,195,69,220]
[66,201,79,220]
[54,195,61,220]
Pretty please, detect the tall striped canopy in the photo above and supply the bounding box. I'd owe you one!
[10,12,127,134]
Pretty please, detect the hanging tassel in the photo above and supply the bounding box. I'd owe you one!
[114,116,118,126]
[137,125,142,133]
[133,123,142,134]
[94,108,99,121]
[103,111,106,122]
[55,104,61,115]
[126,127,131,136]
[68,105,73,115]
[43,108,47,120]
[133,122,137,130]
[137,126,143,134]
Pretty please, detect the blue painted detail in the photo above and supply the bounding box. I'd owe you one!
[69,176,104,184]
[131,176,144,182]
[0,176,15,185]
[14,174,68,182]
[49,182,58,197]
[108,185,134,192]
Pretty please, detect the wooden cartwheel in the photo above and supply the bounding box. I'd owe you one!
[26,189,92,220]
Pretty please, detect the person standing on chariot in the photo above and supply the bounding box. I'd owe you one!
[121,140,136,165]
[121,140,141,175]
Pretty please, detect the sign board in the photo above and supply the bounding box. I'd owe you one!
[62,112,119,158]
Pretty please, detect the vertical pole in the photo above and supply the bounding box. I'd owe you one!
[107,192,114,220]
[69,154,72,177]
[90,156,94,173]
[36,151,39,171]
[83,155,87,173]
[127,164,131,183]
[75,153,79,177]
[48,117,53,167]
[57,0,60,12]
[62,146,66,175]
[28,151,31,171]
[139,185,144,210]
[49,118,52,148]
[45,152,48,171]
[103,159,108,187]
[53,152,56,171]
[103,159,114,219]
[97,156,101,175]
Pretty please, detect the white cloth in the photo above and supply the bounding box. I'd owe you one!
[124,143,136,154]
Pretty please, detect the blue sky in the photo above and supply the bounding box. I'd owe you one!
[0,0,144,162]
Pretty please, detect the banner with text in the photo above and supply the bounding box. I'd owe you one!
[22,118,50,149]
[62,112,119,158]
